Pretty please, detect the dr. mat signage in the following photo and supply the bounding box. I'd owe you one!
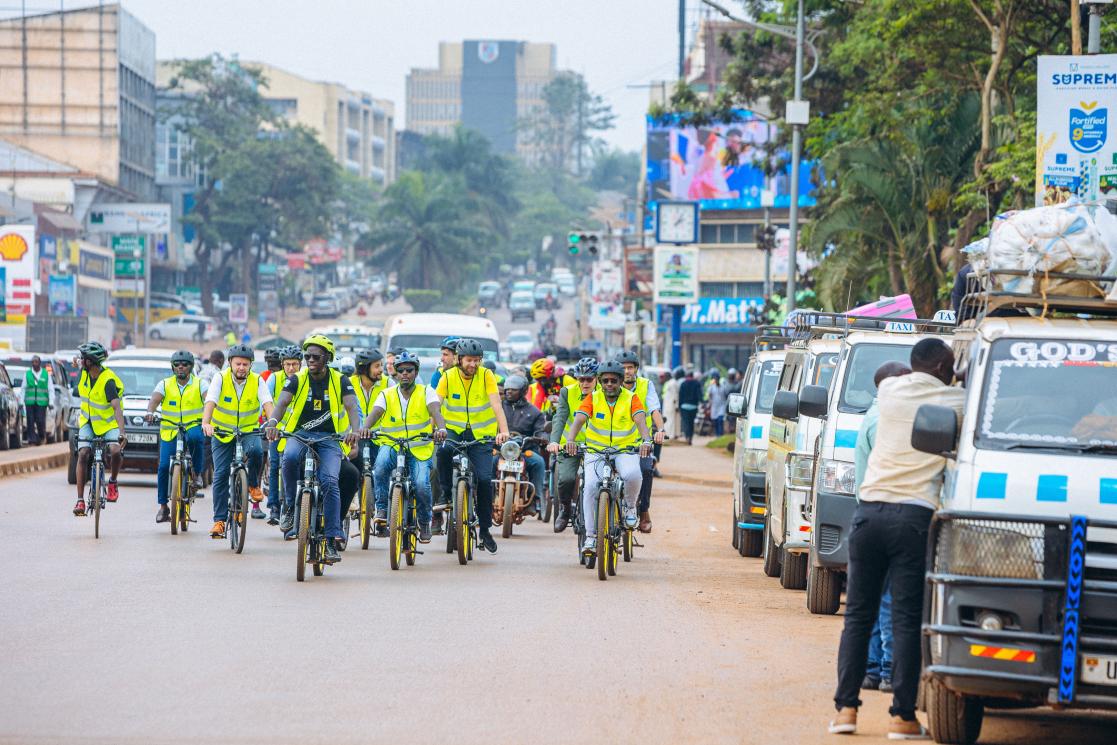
[680,297,765,332]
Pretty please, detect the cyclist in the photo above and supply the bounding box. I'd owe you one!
[385,346,406,384]
[500,374,547,514]
[428,336,459,389]
[361,351,447,543]
[349,348,389,526]
[563,360,653,556]
[145,350,206,524]
[261,347,283,381]
[435,337,510,553]
[264,345,302,525]
[527,358,574,414]
[201,343,274,538]
[266,335,361,564]
[73,341,128,516]
[617,350,667,533]
[547,357,599,531]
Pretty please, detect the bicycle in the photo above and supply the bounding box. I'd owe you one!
[213,427,264,554]
[83,436,108,539]
[536,449,555,524]
[375,432,433,570]
[356,439,375,550]
[577,444,642,581]
[154,416,201,535]
[443,437,495,565]
[286,430,347,582]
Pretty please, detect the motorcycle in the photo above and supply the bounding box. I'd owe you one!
[491,433,547,539]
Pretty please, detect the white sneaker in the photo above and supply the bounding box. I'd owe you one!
[582,536,597,555]
[624,508,638,529]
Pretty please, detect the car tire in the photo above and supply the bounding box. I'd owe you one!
[10,412,22,449]
[761,517,781,577]
[0,414,8,451]
[151,330,162,340]
[806,560,843,615]
[925,678,983,745]
[780,549,808,590]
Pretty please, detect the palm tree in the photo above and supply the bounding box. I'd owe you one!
[421,127,520,238]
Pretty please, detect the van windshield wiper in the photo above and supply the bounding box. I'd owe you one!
[1001,442,1117,454]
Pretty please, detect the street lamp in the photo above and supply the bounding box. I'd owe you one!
[1082,0,1111,54]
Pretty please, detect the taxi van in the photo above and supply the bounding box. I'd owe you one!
[728,327,791,557]
[765,314,841,590]
[797,313,956,615]
[911,270,1117,743]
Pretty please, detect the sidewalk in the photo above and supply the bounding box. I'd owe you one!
[0,441,68,477]
[657,435,734,489]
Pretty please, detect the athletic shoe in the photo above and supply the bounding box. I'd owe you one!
[828,707,857,735]
[106,482,119,502]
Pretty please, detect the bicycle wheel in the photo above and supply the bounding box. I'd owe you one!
[296,490,311,582]
[542,469,554,522]
[501,481,516,539]
[169,463,183,536]
[231,468,248,554]
[388,483,404,570]
[607,499,620,576]
[92,462,103,540]
[404,494,417,567]
[181,497,191,533]
[596,490,610,581]
[455,479,470,565]
[360,474,372,550]
[623,523,633,563]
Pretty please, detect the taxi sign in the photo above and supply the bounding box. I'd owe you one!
[933,309,957,324]
[884,322,916,333]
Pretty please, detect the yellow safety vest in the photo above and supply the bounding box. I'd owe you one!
[374,384,434,460]
[559,383,592,446]
[78,368,124,436]
[211,370,263,443]
[440,367,498,437]
[350,374,389,421]
[159,375,204,441]
[583,388,641,449]
[281,368,351,438]
[626,376,655,430]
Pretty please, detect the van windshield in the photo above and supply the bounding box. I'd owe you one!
[333,333,380,349]
[390,334,498,361]
[976,338,1117,453]
[813,353,839,389]
[839,343,914,414]
[754,360,783,414]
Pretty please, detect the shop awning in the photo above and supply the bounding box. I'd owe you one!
[39,209,83,232]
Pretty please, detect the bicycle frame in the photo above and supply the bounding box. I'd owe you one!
[445,437,495,564]
[285,430,346,581]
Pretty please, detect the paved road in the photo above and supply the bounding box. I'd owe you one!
[485,294,578,356]
[4,443,1114,745]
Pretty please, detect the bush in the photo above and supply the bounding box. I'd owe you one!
[403,289,442,312]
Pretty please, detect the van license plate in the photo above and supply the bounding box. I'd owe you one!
[130,433,158,445]
[1080,654,1117,686]
[499,460,523,473]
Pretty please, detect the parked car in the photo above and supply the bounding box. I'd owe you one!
[311,293,342,319]
[149,315,219,342]
[511,279,536,296]
[106,348,176,364]
[556,276,576,297]
[501,329,536,362]
[508,291,537,323]
[478,280,503,308]
[5,353,74,444]
[534,282,561,309]
[0,361,24,450]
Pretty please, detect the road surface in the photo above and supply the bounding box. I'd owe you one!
[3,441,1114,745]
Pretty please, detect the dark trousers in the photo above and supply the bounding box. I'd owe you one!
[437,431,495,534]
[338,457,360,524]
[680,407,698,441]
[636,455,655,513]
[25,404,47,444]
[834,501,933,719]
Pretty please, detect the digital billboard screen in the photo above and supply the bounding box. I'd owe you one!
[645,110,816,211]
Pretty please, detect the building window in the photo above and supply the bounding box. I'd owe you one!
[700,223,718,244]
[700,281,767,298]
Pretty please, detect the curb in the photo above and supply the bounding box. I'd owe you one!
[0,450,68,478]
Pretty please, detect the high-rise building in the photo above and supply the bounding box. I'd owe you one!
[0,3,157,200]
[406,40,557,156]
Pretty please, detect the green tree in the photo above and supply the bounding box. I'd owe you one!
[420,127,520,239]
[521,72,616,175]
[587,149,642,193]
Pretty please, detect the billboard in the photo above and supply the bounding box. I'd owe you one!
[1036,55,1117,206]
[48,274,76,315]
[462,40,519,154]
[646,110,816,211]
[0,225,36,324]
[87,203,172,234]
[653,245,699,305]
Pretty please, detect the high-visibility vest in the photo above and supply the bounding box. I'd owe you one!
[24,368,49,406]
[78,368,124,436]
[281,368,350,438]
[582,388,641,449]
[440,367,498,437]
[159,375,205,441]
[210,370,263,443]
[626,376,655,430]
[374,384,434,460]
[350,374,389,421]
[559,383,593,446]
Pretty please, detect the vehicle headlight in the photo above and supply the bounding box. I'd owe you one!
[743,448,767,473]
[935,519,1044,580]
[818,458,857,496]
[500,441,521,461]
[787,454,815,488]
[131,415,145,426]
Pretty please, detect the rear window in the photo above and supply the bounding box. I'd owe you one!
[753,360,783,414]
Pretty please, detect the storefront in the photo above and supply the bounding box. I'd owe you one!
[670,296,765,371]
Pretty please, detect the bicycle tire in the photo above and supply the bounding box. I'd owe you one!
[92,462,102,540]
[231,468,248,554]
[501,480,515,539]
[170,463,183,536]
[404,491,417,567]
[296,489,311,582]
[608,499,620,576]
[455,478,470,566]
[623,524,633,563]
[181,498,190,533]
[389,484,404,570]
[596,489,610,581]
[360,474,372,550]
[542,471,554,522]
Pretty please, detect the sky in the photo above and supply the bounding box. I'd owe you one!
[105,0,693,153]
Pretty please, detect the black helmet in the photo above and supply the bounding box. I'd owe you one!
[504,374,529,391]
[482,359,496,371]
[281,344,302,361]
[355,348,383,366]
[597,360,625,379]
[456,338,483,358]
[78,341,109,363]
[616,350,640,366]
[264,347,282,364]
[227,343,254,362]
[171,349,195,367]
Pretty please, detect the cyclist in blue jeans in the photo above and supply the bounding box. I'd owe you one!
[265,345,302,525]
[145,349,207,524]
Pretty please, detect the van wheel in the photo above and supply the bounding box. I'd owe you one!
[925,678,983,744]
[762,518,781,577]
[780,550,808,589]
[806,562,842,614]
[740,528,762,557]
[731,507,740,550]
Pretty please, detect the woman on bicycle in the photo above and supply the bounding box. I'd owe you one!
[145,349,207,524]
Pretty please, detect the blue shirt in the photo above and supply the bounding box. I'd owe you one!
[854,400,880,499]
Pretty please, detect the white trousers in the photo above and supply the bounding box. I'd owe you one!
[581,452,642,537]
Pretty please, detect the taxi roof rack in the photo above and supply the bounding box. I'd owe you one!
[753,325,794,352]
[962,269,1117,322]
[790,311,955,340]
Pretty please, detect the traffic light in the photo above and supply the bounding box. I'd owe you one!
[757,225,777,252]
[567,231,581,255]
[568,231,601,256]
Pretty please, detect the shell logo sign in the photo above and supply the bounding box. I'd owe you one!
[0,231,28,261]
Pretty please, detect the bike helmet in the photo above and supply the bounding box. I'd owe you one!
[597,360,625,379]
[281,344,302,361]
[355,348,383,366]
[456,338,483,358]
[302,334,335,361]
[170,349,195,367]
[482,359,496,371]
[504,374,528,391]
[264,347,282,365]
[393,351,420,370]
[227,343,254,362]
[78,341,109,363]
[335,356,356,375]
[440,336,461,351]
[616,350,640,366]
[576,357,599,378]
[530,358,555,380]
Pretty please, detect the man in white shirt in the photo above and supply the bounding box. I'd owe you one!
[830,338,965,740]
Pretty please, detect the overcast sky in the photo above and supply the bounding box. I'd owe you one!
[110,0,690,153]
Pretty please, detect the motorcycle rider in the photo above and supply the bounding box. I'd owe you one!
[73,341,128,516]
[145,349,207,524]
[547,357,599,531]
[500,374,548,515]
[264,345,302,525]
[617,350,667,533]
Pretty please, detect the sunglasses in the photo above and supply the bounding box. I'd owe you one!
[576,376,597,383]
[303,352,325,362]
[172,361,192,367]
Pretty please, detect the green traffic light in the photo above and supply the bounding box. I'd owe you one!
[568,232,581,244]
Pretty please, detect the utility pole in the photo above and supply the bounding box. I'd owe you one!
[678,0,686,79]
[1084,0,1109,54]
[668,0,687,369]
[785,0,806,314]
[1072,0,1083,55]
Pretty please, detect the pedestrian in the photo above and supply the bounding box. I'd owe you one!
[224,329,237,347]
[853,361,911,695]
[677,369,703,445]
[197,350,225,390]
[708,371,730,436]
[23,355,52,446]
[124,329,134,347]
[661,367,682,441]
[829,339,965,739]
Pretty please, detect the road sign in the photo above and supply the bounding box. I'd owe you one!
[229,293,249,324]
[112,235,146,276]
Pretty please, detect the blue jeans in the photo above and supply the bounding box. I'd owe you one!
[267,440,282,510]
[374,446,433,525]
[524,451,545,507]
[156,426,206,505]
[866,579,894,682]
[211,435,263,522]
[282,434,344,540]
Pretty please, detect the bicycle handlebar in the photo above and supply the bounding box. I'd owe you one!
[368,430,433,447]
[443,436,496,452]
[212,426,265,439]
[282,430,348,447]
[574,444,643,456]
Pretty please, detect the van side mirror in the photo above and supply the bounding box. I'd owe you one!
[798,385,829,419]
[727,392,746,416]
[912,404,958,459]
[772,390,799,421]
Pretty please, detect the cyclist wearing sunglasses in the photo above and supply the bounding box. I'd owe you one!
[145,350,207,524]
[547,357,600,532]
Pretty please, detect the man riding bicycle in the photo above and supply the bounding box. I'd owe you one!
[500,374,548,514]
[361,351,447,543]
[564,360,653,556]
[145,349,207,524]
[527,358,574,414]
[266,335,360,564]
[349,348,389,524]
[73,341,128,516]
[428,336,459,389]
[435,337,510,553]
[264,345,303,525]
[547,357,599,531]
[201,343,274,539]
[617,350,667,533]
